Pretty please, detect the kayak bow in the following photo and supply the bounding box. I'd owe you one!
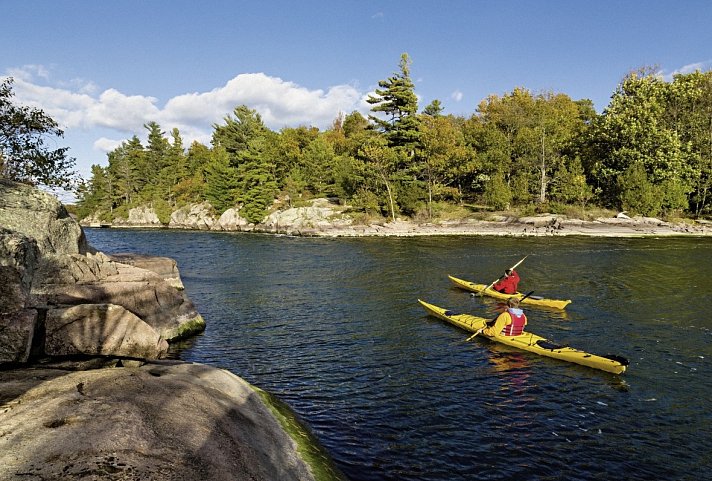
[418,299,627,374]
[449,274,572,310]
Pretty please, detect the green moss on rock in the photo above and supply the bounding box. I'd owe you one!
[251,385,347,481]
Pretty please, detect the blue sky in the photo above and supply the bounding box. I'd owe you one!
[2,0,711,200]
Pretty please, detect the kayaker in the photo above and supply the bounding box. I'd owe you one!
[492,268,520,294]
[479,297,527,337]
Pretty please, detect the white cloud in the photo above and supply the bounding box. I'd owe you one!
[93,137,124,154]
[3,65,372,180]
[451,90,464,102]
[5,67,368,142]
[662,60,712,81]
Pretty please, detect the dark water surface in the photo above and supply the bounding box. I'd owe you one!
[85,229,712,481]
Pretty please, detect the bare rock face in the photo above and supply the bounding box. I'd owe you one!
[109,205,163,227]
[169,202,216,230]
[31,253,205,341]
[109,253,185,289]
[0,362,327,481]
[0,230,41,363]
[0,179,89,255]
[215,207,253,231]
[0,181,206,365]
[45,304,169,359]
[0,309,37,363]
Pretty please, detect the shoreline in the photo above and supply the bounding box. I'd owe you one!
[86,216,712,238]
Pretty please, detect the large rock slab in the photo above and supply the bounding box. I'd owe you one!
[0,179,89,255]
[45,304,169,359]
[109,253,185,289]
[0,362,330,481]
[31,252,205,341]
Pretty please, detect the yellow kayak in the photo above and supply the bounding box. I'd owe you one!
[418,299,627,374]
[448,275,572,310]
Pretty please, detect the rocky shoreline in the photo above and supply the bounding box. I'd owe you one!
[0,180,344,481]
[82,198,712,238]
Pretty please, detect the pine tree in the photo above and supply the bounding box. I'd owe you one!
[367,53,421,153]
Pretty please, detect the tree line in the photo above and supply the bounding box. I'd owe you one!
[3,55,711,223]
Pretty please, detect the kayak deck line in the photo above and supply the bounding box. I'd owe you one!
[448,275,572,310]
[418,299,628,375]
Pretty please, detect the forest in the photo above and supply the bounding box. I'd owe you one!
[73,54,712,224]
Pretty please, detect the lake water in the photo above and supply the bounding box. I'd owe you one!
[84,229,712,481]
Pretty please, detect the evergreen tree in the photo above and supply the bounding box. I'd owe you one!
[422,99,444,117]
[212,105,267,159]
[203,146,238,213]
[367,53,421,154]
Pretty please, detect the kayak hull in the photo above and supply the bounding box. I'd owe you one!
[418,299,627,374]
[448,275,572,310]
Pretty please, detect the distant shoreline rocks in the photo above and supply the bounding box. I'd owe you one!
[80,199,712,238]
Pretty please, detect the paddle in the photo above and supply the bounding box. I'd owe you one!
[481,255,528,295]
[465,290,535,342]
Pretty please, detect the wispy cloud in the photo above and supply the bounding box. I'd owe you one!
[451,90,464,102]
[661,60,712,81]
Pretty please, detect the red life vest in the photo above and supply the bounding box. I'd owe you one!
[501,309,526,336]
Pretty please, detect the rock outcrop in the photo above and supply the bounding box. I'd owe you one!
[169,202,217,230]
[1,181,342,481]
[44,304,169,358]
[0,180,204,364]
[0,179,89,255]
[108,253,185,289]
[0,362,338,481]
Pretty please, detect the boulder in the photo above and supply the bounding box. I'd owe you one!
[0,362,332,481]
[45,304,168,359]
[31,253,205,341]
[259,199,352,234]
[109,252,185,289]
[214,207,253,231]
[0,179,89,255]
[169,202,216,230]
[124,205,162,226]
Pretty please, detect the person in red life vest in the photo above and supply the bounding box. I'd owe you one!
[492,268,520,294]
[480,297,527,337]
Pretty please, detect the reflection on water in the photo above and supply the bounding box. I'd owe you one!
[86,229,712,481]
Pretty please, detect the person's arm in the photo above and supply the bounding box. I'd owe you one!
[510,270,520,284]
[482,311,510,337]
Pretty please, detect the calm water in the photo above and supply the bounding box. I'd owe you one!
[85,229,712,481]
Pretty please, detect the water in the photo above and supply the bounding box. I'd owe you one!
[85,229,712,481]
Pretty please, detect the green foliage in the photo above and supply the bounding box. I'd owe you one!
[73,57,711,226]
[203,147,238,213]
[234,138,278,223]
[550,157,593,207]
[586,69,689,206]
[212,105,267,157]
[0,77,77,188]
[367,53,421,152]
[152,198,173,225]
[422,99,444,117]
[482,172,512,210]
[617,162,663,216]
